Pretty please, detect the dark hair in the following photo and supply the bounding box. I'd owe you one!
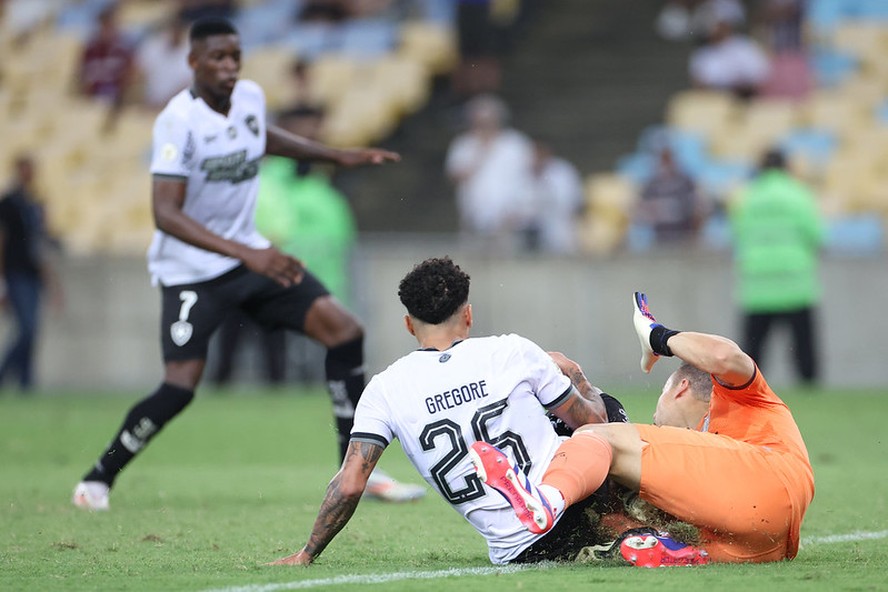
[760,148,786,171]
[398,257,470,325]
[674,363,713,402]
[189,17,238,42]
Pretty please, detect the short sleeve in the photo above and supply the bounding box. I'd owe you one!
[351,375,394,448]
[150,110,196,179]
[513,335,573,410]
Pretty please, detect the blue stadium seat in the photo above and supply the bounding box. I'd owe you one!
[235,1,301,49]
[877,100,888,124]
[616,152,655,184]
[826,215,885,255]
[779,128,838,167]
[810,47,858,88]
[338,18,398,59]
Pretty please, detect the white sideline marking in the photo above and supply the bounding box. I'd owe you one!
[802,529,888,546]
[204,530,888,592]
[203,565,545,592]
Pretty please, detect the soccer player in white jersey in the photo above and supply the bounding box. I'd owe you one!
[72,17,423,511]
[271,257,625,566]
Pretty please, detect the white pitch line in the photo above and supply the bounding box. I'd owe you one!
[202,564,548,592]
[204,530,888,592]
[801,529,888,546]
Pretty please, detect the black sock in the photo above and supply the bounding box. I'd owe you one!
[83,383,194,487]
[325,336,364,464]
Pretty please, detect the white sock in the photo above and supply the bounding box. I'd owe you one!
[538,483,565,517]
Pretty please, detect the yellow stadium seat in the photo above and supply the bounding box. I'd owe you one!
[666,90,738,138]
[309,55,360,108]
[241,45,299,111]
[831,23,888,68]
[118,1,176,30]
[802,91,870,138]
[371,55,430,116]
[738,99,800,141]
[322,86,399,147]
[398,21,459,75]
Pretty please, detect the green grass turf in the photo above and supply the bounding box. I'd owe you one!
[1,387,886,591]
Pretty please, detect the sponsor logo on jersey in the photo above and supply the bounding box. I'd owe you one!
[200,149,260,184]
[439,353,451,363]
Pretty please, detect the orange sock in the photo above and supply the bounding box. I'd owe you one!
[541,431,612,507]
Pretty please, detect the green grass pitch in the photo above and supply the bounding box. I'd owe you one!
[1,386,886,591]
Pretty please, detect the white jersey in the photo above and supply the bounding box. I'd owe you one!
[352,334,573,564]
[147,80,270,286]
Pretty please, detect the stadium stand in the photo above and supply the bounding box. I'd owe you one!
[596,0,888,255]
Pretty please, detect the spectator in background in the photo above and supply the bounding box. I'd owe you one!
[0,156,62,392]
[452,0,511,98]
[134,15,192,110]
[730,148,824,385]
[656,0,745,42]
[523,138,584,254]
[77,2,135,105]
[689,18,770,99]
[756,0,812,100]
[212,106,356,386]
[445,94,534,251]
[635,146,704,245]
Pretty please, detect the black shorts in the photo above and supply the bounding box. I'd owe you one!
[159,265,330,361]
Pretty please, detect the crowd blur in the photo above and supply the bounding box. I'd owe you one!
[599,0,888,257]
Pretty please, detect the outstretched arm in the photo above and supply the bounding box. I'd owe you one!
[548,352,608,427]
[265,125,400,167]
[666,332,754,387]
[632,292,754,387]
[269,440,383,566]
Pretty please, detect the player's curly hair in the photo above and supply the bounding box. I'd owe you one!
[398,257,470,325]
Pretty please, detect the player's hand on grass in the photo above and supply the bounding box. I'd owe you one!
[267,548,313,566]
[335,147,401,167]
[241,247,305,287]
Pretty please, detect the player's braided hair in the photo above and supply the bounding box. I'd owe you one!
[398,257,470,325]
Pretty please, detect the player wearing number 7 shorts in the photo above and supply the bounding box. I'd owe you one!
[270,257,633,566]
[473,291,815,564]
[71,16,422,511]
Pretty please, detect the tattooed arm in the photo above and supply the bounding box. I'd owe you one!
[548,351,608,428]
[269,440,384,566]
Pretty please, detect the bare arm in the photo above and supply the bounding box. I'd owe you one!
[548,352,608,427]
[269,440,383,566]
[666,332,755,387]
[152,177,304,286]
[265,125,400,167]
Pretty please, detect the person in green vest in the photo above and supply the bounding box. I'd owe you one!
[729,148,824,384]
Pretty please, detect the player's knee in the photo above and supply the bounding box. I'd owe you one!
[307,297,364,346]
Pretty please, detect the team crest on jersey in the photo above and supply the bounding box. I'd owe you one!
[171,320,193,346]
[439,353,451,363]
[245,114,259,136]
